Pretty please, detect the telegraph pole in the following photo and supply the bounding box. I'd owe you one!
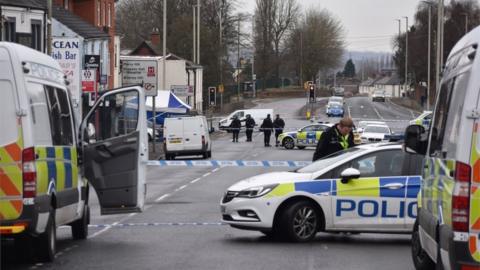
[403,16,408,95]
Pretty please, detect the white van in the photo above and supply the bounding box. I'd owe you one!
[218,109,274,131]
[404,27,480,269]
[0,42,147,262]
[164,116,211,159]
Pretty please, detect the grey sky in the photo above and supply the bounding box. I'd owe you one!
[236,0,421,52]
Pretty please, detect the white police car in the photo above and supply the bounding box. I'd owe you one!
[220,143,423,242]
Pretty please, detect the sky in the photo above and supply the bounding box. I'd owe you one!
[236,0,421,52]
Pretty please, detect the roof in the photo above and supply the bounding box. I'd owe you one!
[375,73,401,85]
[0,0,46,9]
[359,78,378,87]
[52,6,109,39]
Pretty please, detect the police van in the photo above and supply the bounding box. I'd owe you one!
[404,27,480,269]
[221,143,423,242]
[0,42,147,262]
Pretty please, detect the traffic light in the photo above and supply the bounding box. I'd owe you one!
[209,87,216,106]
[309,84,315,103]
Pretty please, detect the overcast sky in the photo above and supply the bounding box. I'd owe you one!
[236,0,421,52]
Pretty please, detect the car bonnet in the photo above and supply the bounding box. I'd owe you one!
[227,171,312,191]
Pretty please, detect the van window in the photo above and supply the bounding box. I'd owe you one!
[26,83,52,145]
[45,87,74,146]
[443,72,470,158]
[429,72,470,158]
[0,80,18,145]
[429,78,454,156]
[86,90,139,141]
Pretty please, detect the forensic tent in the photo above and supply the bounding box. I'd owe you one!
[145,90,192,125]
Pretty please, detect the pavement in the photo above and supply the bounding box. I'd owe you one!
[3,96,417,270]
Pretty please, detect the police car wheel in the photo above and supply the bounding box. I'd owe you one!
[36,210,56,262]
[71,205,90,240]
[283,138,295,150]
[411,221,435,270]
[280,201,319,242]
[297,146,306,150]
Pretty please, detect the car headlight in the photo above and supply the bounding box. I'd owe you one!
[237,184,278,198]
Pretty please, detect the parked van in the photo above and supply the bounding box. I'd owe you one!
[218,109,273,131]
[0,42,147,262]
[404,27,480,270]
[164,116,211,160]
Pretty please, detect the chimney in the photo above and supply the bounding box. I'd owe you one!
[151,28,161,46]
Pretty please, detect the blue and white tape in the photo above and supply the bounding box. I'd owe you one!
[146,160,312,167]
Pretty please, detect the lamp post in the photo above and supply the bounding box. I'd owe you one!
[436,0,444,95]
[422,1,433,110]
[403,16,409,96]
[462,13,469,34]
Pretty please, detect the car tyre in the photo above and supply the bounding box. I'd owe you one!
[279,201,319,242]
[283,137,295,150]
[148,134,153,142]
[207,150,212,158]
[297,146,306,150]
[202,151,208,159]
[71,205,89,240]
[36,209,56,262]
[411,220,435,270]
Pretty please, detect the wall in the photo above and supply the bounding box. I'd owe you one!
[1,6,45,51]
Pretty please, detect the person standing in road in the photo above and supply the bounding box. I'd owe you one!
[260,114,274,147]
[312,117,355,161]
[245,114,256,142]
[273,114,285,147]
[229,115,241,143]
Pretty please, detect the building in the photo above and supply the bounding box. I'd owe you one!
[0,0,46,52]
[373,73,402,97]
[125,31,204,112]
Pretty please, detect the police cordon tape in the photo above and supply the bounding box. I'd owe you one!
[146,160,312,167]
[60,222,226,229]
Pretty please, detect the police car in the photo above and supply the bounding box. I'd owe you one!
[220,143,423,242]
[277,123,333,149]
[409,111,432,130]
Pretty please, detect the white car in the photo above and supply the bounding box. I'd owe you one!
[357,121,387,133]
[220,143,423,242]
[361,124,391,144]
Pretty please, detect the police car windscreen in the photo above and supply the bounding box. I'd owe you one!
[297,148,361,173]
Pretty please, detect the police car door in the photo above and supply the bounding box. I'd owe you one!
[297,125,314,146]
[81,86,147,215]
[332,149,408,230]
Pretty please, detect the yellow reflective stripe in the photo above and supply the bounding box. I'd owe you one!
[336,178,380,197]
[0,200,21,220]
[71,147,78,188]
[315,131,322,141]
[297,132,306,140]
[36,147,47,159]
[55,147,65,191]
[35,147,49,194]
[265,183,295,198]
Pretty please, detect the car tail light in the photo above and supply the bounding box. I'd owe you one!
[22,147,37,198]
[452,161,471,232]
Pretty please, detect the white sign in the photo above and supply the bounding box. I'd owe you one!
[171,85,193,97]
[121,60,158,96]
[51,37,81,102]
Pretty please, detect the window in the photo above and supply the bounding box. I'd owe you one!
[86,91,139,141]
[64,0,69,9]
[26,83,51,145]
[429,78,455,156]
[3,17,16,42]
[31,20,42,51]
[334,150,406,178]
[108,3,112,27]
[0,80,18,145]
[102,2,106,26]
[45,87,74,145]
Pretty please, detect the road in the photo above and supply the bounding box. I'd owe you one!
[3,96,417,270]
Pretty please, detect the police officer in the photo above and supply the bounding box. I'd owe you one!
[245,114,256,142]
[229,115,241,143]
[273,114,285,147]
[260,114,274,147]
[312,117,355,161]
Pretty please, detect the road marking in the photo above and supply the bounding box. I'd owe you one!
[348,106,352,118]
[212,168,220,173]
[176,185,187,191]
[86,222,226,228]
[203,172,211,177]
[155,194,170,202]
[372,104,384,120]
[190,178,201,183]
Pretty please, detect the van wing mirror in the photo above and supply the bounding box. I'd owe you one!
[403,124,427,155]
[340,168,360,184]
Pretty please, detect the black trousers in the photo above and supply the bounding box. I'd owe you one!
[264,131,271,146]
[232,131,239,142]
[246,130,253,141]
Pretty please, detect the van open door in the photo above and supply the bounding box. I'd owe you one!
[80,86,147,215]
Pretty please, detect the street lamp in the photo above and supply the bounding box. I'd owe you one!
[403,16,408,96]
[422,1,433,110]
[462,12,469,34]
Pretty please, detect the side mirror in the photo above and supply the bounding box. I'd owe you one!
[403,124,427,155]
[340,168,360,184]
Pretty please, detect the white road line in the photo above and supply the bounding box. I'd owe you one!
[372,104,384,120]
[155,194,170,202]
[348,106,352,118]
[177,185,187,191]
[203,172,211,177]
[190,178,201,183]
[212,168,220,173]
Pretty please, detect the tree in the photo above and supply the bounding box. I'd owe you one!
[342,59,356,78]
[284,9,345,84]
